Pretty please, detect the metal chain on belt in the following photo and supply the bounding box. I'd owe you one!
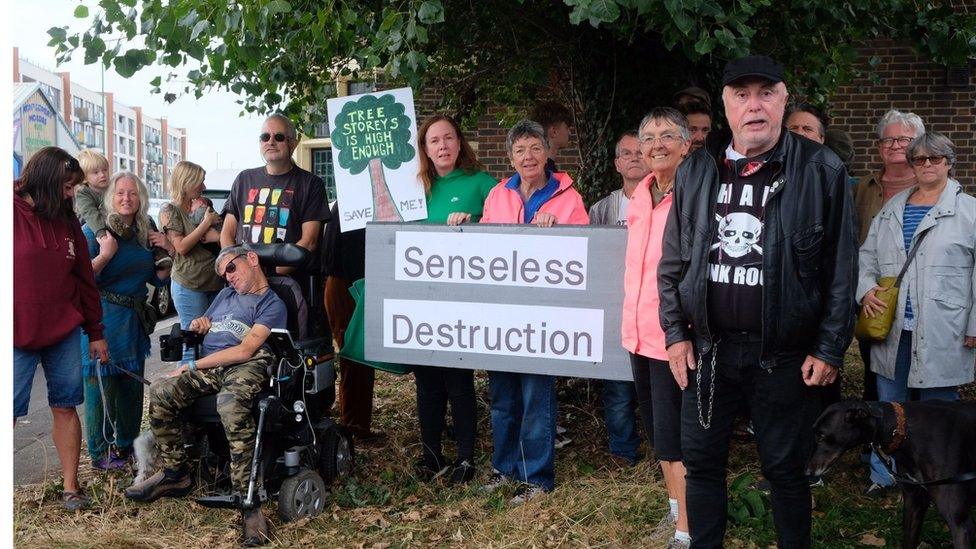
[697,342,718,430]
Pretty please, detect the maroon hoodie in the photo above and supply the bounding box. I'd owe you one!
[14,191,104,350]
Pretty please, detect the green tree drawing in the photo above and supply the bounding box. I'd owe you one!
[330,93,415,222]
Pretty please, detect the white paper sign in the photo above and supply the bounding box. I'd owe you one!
[393,231,588,289]
[383,299,605,362]
[327,87,427,231]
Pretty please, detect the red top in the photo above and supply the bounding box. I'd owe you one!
[14,191,104,350]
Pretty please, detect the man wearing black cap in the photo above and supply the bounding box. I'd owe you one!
[658,55,856,548]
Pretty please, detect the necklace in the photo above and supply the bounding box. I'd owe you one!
[247,284,270,295]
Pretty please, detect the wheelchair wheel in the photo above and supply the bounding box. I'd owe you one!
[277,469,327,522]
[319,425,355,483]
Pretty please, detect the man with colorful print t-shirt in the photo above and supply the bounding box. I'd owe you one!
[221,113,331,275]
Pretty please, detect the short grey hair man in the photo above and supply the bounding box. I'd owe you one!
[264,113,298,140]
[875,109,925,141]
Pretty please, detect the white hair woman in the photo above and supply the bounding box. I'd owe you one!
[80,171,171,470]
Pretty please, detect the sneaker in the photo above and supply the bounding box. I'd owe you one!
[242,507,270,546]
[61,490,92,511]
[554,425,572,449]
[666,537,691,549]
[480,470,511,493]
[863,482,893,498]
[92,452,127,471]
[413,457,450,482]
[509,484,546,505]
[450,459,476,484]
[124,469,194,502]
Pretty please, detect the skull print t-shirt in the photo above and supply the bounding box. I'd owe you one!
[707,145,776,333]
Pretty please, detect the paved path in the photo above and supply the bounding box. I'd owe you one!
[13,316,181,486]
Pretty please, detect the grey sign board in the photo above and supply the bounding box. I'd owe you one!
[364,222,632,381]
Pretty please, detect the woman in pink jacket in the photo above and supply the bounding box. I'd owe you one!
[622,108,692,548]
[479,120,587,504]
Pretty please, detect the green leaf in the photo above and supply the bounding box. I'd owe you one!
[588,0,621,25]
[47,26,68,41]
[190,20,209,40]
[83,36,106,64]
[164,52,182,67]
[417,1,444,24]
[150,75,162,86]
[74,4,89,18]
[266,0,291,16]
[695,35,715,54]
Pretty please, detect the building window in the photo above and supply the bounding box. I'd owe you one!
[128,119,134,135]
[311,148,337,202]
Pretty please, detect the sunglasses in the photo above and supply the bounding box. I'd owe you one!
[910,155,947,167]
[219,253,248,279]
[259,132,289,143]
[64,158,81,171]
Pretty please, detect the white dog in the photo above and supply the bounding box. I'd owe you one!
[132,430,160,484]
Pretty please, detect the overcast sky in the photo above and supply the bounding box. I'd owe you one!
[14,0,267,172]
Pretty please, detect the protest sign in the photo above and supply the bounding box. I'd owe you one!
[364,223,631,381]
[328,87,427,231]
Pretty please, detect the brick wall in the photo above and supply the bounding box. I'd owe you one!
[828,39,975,189]
[410,39,975,190]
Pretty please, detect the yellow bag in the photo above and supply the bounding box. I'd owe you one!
[854,277,899,342]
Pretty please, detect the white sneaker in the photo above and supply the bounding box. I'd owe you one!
[480,470,510,493]
[509,484,546,505]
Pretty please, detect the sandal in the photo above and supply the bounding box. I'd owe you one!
[62,491,92,511]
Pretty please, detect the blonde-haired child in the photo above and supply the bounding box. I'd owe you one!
[75,149,111,235]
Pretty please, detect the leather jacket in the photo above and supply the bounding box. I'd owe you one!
[657,130,858,368]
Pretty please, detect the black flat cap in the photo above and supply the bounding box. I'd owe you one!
[722,55,785,87]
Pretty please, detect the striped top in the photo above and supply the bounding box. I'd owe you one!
[901,204,933,329]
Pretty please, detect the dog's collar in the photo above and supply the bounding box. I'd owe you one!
[885,401,908,454]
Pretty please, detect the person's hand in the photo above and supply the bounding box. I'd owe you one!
[148,230,168,248]
[189,316,211,334]
[89,339,110,364]
[801,355,838,386]
[96,231,118,259]
[446,212,472,226]
[203,208,220,227]
[667,340,697,390]
[861,286,888,319]
[965,336,976,349]
[168,362,191,377]
[532,212,557,227]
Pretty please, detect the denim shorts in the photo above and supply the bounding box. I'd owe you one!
[14,328,84,417]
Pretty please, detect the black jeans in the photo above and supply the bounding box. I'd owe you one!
[858,338,878,401]
[682,333,812,549]
[414,366,477,465]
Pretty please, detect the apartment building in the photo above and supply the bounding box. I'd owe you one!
[14,47,188,197]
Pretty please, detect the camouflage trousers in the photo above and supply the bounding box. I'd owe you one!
[148,349,271,492]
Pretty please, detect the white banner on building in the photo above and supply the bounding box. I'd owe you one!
[327,87,427,231]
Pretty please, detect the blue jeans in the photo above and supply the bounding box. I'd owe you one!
[603,380,641,461]
[488,371,557,491]
[170,280,219,360]
[14,328,83,417]
[870,330,960,486]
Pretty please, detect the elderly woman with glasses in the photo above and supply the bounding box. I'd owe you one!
[479,119,588,504]
[857,132,976,493]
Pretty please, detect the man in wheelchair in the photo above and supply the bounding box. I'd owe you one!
[125,245,285,545]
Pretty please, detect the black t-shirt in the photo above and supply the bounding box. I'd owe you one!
[321,201,366,281]
[707,153,776,333]
[226,165,331,249]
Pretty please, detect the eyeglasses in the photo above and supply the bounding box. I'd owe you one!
[617,150,642,159]
[640,134,680,146]
[910,155,947,167]
[879,136,913,148]
[259,132,289,143]
[219,253,248,279]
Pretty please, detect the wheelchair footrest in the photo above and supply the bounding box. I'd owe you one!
[195,494,241,509]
